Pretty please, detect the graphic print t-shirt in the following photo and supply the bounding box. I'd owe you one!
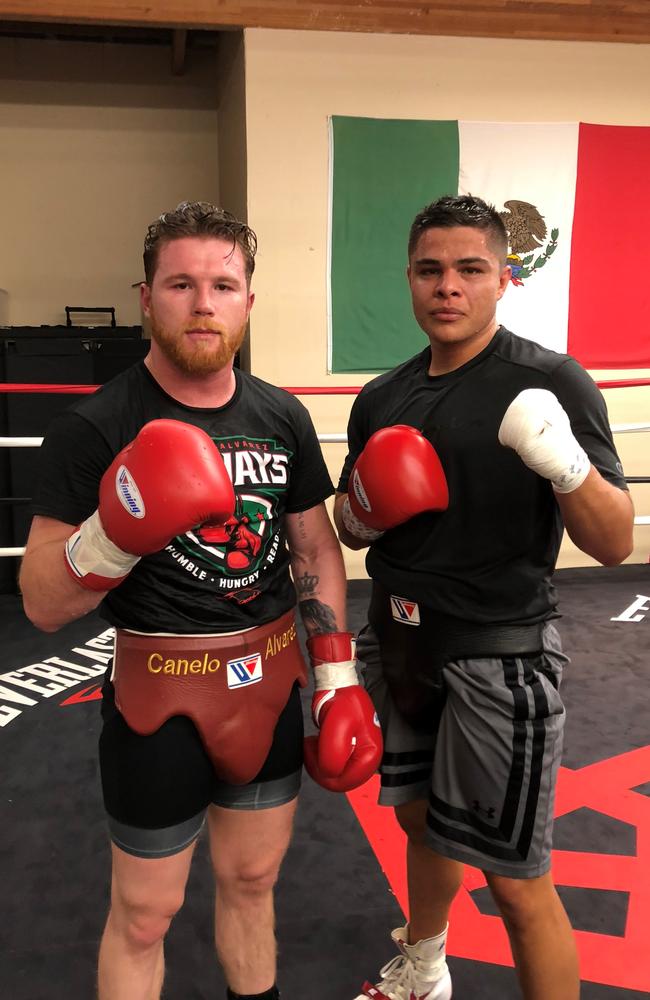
[31,363,334,632]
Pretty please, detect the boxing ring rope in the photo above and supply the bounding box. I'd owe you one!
[2,378,650,395]
[1,380,649,557]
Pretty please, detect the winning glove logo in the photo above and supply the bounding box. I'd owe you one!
[116,466,145,518]
[227,653,263,688]
[390,595,421,626]
[351,468,372,513]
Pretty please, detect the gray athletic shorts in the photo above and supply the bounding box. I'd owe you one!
[357,622,567,879]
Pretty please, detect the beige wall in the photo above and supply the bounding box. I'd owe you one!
[0,28,647,571]
[0,35,220,329]
[243,28,650,574]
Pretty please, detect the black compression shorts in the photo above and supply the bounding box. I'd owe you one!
[98,676,304,858]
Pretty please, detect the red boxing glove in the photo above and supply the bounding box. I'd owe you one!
[65,419,235,591]
[303,632,383,793]
[342,425,449,540]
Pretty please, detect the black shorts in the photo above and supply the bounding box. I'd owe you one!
[98,676,304,858]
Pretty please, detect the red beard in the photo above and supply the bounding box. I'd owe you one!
[149,313,246,375]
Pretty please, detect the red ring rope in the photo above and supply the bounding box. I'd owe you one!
[0,384,98,393]
[1,379,650,395]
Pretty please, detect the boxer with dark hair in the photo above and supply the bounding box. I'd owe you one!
[20,201,381,1000]
[334,194,634,1000]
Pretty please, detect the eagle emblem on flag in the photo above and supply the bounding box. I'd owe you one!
[499,199,559,286]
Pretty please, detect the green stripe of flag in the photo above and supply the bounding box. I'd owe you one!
[330,117,459,373]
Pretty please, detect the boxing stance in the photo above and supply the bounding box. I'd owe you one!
[334,194,633,1000]
[62,416,380,791]
[20,201,381,1000]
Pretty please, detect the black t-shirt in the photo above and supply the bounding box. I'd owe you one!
[338,328,627,624]
[32,362,334,632]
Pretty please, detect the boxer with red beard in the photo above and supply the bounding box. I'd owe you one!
[20,202,381,1000]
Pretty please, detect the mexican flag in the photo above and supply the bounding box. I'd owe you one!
[328,117,650,373]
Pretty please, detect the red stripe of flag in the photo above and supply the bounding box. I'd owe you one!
[568,123,650,368]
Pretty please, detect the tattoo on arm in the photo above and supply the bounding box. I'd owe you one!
[295,571,338,633]
[298,598,338,636]
[296,511,308,541]
[295,571,318,598]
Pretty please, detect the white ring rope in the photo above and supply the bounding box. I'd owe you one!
[1,424,650,449]
[0,437,44,447]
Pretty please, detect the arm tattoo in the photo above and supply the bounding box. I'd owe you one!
[296,511,308,541]
[295,571,318,598]
[299,597,338,636]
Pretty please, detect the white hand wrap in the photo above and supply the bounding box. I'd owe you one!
[312,659,359,727]
[498,388,590,494]
[65,510,140,582]
[341,496,385,542]
[312,658,359,692]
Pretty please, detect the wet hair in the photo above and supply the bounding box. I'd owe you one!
[408,194,508,264]
[143,201,258,284]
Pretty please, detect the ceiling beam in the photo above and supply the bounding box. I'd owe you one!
[0,1,649,44]
[171,26,187,74]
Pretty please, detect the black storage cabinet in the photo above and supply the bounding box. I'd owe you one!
[0,326,148,594]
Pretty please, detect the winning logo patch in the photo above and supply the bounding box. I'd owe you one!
[116,465,145,518]
[227,653,263,688]
[390,595,420,626]
[351,468,372,513]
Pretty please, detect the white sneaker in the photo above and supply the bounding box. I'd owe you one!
[353,925,452,1000]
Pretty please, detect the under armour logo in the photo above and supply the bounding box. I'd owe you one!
[472,800,496,820]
